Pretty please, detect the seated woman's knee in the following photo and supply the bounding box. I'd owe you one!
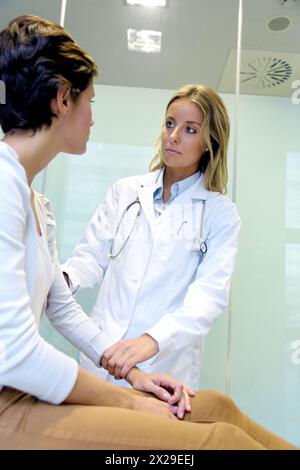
[189,390,239,422]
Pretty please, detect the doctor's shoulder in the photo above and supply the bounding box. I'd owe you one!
[112,171,156,194]
[206,191,241,230]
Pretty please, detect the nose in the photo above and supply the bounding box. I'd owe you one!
[169,127,180,143]
[90,119,94,127]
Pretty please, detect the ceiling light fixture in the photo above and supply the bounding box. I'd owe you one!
[127,28,162,53]
[281,0,297,8]
[125,0,167,7]
[266,15,292,32]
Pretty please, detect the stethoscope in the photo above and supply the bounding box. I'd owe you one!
[196,200,208,253]
[176,199,207,253]
[109,197,141,259]
[108,193,207,259]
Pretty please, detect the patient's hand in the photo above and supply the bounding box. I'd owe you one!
[126,368,195,420]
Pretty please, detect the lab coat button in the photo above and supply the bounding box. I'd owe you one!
[132,275,141,283]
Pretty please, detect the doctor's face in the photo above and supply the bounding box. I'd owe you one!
[160,98,207,175]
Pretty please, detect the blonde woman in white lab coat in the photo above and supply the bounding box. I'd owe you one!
[63,84,241,390]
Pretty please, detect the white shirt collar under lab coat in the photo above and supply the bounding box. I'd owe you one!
[153,168,201,214]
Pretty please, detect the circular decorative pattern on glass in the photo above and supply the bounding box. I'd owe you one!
[240,57,292,89]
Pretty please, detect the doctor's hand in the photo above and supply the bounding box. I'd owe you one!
[101,334,159,379]
[126,368,195,420]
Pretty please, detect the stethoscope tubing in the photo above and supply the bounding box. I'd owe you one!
[109,196,207,258]
[109,198,141,259]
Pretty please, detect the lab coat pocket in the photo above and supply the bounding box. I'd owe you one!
[179,220,206,267]
[171,235,204,286]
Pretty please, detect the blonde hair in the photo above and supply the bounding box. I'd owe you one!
[149,84,230,194]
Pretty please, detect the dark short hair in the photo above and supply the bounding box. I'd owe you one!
[0,15,99,133]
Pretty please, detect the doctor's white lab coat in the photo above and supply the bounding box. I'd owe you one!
[63,170,241,388]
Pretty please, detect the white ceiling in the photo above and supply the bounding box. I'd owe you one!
[1,0,300,96]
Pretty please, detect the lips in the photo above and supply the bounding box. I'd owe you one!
[165,148,182,155]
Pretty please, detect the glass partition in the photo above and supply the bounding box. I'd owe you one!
[230,0,300,446]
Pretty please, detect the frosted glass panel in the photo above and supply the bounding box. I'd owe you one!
[284,243,300,444]
[229,0,300,446]
[286,153,300,230]
[286,244,300,323]
[231,4,300,442]
[32,170,45,193]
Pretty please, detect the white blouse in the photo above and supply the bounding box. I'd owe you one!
[0,142,111,404]
[30,193,54,328]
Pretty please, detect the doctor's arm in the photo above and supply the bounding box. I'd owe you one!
[102,200,241,377]
[62,183,119,294]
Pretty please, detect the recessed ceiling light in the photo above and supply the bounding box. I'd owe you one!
[266,15,292,32]
[127,28,162,53]
[281,0,297,8]
[125,0,167,7]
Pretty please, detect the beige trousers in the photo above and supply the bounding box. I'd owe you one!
[0,387,296,450]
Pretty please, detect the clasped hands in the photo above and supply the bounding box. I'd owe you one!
[101,333,195,419]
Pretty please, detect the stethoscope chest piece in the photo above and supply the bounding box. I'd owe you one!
[199,241,207,254]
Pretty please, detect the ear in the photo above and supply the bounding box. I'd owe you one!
[51,87,72,117]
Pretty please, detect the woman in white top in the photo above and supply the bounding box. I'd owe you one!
[63,84,241,389]
[0,15,295,450]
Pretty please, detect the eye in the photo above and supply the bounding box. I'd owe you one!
[90,99,95,104]
[185,126,196,134]
[165,119,174,129]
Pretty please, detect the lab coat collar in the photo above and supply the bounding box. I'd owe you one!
[135,169,216,231]
[153,169,201,203]
[136,169,213,201]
